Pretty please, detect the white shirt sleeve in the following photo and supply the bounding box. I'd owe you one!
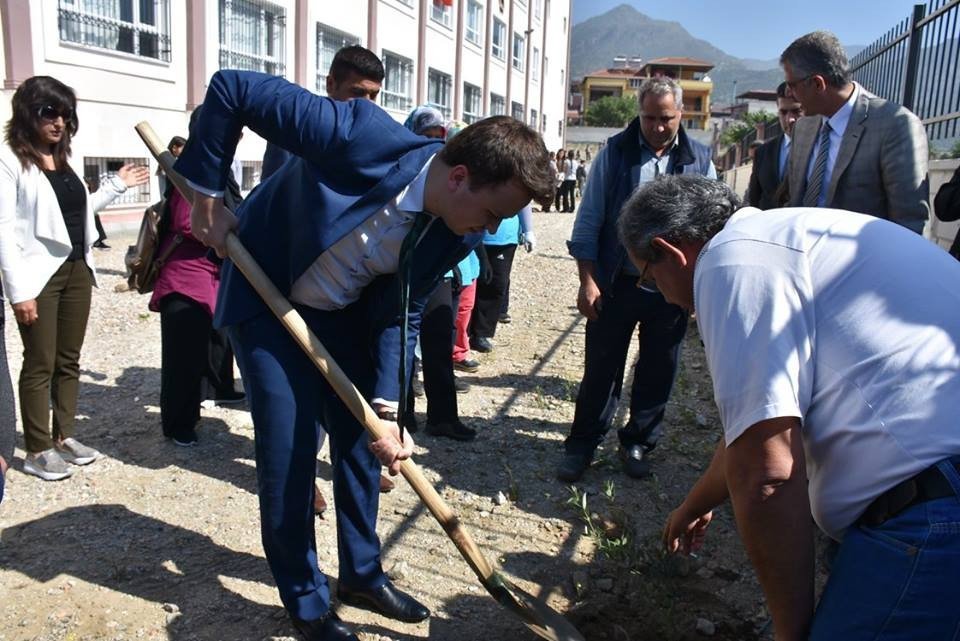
[695,246,813,445]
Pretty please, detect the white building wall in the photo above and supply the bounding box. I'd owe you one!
[0,0,571,223]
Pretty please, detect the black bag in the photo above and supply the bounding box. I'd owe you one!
[124,199,181,294]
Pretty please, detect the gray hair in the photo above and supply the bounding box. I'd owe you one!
[780,31,851,88]
[637,77,683,112]
[617,175,741,262]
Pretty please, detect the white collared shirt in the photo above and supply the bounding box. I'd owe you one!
[289,155,437,311]
[805,83,859,205]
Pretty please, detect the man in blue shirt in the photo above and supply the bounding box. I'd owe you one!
[177,70,553,641]
[561,77,716,483]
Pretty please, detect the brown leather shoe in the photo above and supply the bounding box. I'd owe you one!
[379,474,396,493]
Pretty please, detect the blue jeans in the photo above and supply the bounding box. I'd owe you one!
[810,457,960,640]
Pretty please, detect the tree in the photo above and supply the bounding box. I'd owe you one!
[951,139,960,159]
[718,110,779,146]
[584,95,636,127]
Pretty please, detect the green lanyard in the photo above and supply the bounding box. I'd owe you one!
[396,212,431,441]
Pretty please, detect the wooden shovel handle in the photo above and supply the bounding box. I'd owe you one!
[134,121,496,582]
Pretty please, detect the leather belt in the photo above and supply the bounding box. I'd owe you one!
[858,459,960,528]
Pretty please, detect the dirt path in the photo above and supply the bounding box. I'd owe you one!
[0,211,773,641]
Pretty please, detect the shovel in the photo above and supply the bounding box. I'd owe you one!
[134,121,585,641]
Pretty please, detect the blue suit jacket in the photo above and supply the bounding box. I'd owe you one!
[175,70,479,404]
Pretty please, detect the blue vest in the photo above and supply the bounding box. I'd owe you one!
[594,119,713,290]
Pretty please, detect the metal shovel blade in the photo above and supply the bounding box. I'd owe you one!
[483,572,586,641]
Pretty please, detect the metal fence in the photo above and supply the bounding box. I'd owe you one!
[716,120,783,173]
[850,0,960,146]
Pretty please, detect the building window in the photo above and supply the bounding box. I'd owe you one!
[629,77,642,89]
[529,108,538,128]
[532,46,540,81]
[511,101,524,121]
[557,119,563,137]
[512,32,525,71]
[492,18,506,60]
[219,0,286,76]
[381,50,413,112]
[466,0,483,45]
[427,68,452,119]
[490,93,505,116]
[430,0,453,28]
[58,0,172,61]
[316,23,360,94]
[463,83,482,123]
[239,160,262,190]
[541,113,546,133]
[534,0,541,20]
[84,157,151,205]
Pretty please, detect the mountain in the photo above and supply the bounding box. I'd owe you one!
[570,5,862,104]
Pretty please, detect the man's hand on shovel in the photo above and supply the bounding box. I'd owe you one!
[369,418,415,476]
[191,192,238,258]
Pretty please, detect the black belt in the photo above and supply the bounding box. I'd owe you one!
[858,459,960,528]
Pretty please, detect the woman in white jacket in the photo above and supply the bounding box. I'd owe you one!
[0,76,148,481]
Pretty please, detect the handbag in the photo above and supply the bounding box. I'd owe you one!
[124,200,182,294]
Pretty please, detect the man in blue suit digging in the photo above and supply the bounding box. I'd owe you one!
[175,70,554,641]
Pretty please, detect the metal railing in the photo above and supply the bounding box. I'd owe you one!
[219,0,287,77]
[58,0,171,61]
[83,157,151,205]
[850,0,960,144]
[715,120,783,173]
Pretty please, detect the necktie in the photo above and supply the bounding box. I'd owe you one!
[397,212,431,441]
[802,122,831,207]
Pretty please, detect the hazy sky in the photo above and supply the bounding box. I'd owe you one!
[572,0,918,60]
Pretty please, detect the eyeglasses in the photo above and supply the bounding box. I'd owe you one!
[784,75,813,91]
[636,261,658,292]
[37,105,74,122]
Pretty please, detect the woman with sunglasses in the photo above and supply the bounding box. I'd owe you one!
[0,76,149,481]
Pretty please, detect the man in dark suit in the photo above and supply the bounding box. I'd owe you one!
[747,82,803,209]
[176,70,553,641]
[260,45,383,181]
[781,31,929,232]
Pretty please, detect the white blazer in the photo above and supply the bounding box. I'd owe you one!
[0,146,127,304]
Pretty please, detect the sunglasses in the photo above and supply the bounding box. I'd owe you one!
[37,105,74,122]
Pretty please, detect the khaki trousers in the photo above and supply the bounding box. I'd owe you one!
[17,260,92,453]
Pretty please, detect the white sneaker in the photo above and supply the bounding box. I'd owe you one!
[55,438,100,465]
[23,449,73,481]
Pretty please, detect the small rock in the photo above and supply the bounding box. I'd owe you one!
[386,560,409,581]
[479,510,490,518]
[695,413,709,428]
[162,603,179,613]
[595,577,614,592]
[695,567,713,579]
[165,612,181,625]
[572,570,589,594]
[494,491,508,506]
[695,618,716,636]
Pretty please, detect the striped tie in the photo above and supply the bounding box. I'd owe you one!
[802,121,831,207]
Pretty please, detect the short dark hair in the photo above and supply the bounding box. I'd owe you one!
[780,31,851,88]
[776,81,789,98]
[4,76,78,170]
[329,45,384,84]
[439,116,554,203]
[618,175,741,263]
[168,136,187,151]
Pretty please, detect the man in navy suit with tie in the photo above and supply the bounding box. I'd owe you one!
[175,70,553,641]
[747,82,803,210]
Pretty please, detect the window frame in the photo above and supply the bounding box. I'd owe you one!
[381,49,415,113]
[491,18,506,60]
[512,31,525,72]
[316,23,360,94]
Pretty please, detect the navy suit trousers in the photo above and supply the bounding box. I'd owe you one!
[565,274,688,458]
[227,304,386,621]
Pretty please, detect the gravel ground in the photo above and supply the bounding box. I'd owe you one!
[0,210,779,641]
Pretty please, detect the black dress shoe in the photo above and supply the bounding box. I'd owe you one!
[498,312,512,324]
[425,420,477,441]
[454,376,471,393]
[557,452,590,482]
[471,336,494,353]
[337,581,430,623]
[290,611,359,640]
[92,239,110,249]
[453,358,480,373]
[620,445,651,479]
